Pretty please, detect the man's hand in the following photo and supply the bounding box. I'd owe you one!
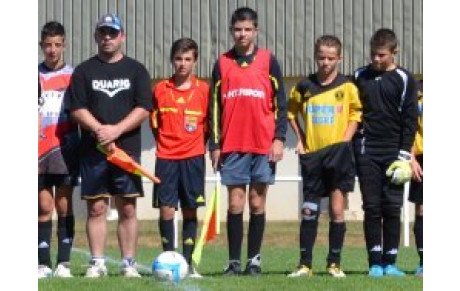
[210,150,221,172]
[411,155,423,182]
[95,124,122,145]
[269,139,284,162]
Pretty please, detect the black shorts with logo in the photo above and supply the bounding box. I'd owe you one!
[80,150,144,200]
[153,155,205,209]
[299,142,356,204]
[409,155,423,204]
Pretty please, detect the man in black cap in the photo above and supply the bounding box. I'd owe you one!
[68,13,152,278]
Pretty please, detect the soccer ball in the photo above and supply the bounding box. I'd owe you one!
[152,251,188,283]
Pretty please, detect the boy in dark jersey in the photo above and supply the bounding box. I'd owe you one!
[353,28,418,277]
[38,21,79,279]
[410,79,423,277]
[150,38,209,278]
[287,35,362,278]
[208,7,287,276]
[68,14,152,278]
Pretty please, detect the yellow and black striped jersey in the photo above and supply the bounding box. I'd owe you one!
[288,74,362,152]
[414,80,423,155]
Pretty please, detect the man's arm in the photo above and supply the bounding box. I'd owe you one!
[71,108,102,133]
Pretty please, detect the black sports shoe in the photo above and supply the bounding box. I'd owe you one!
[223,261,242,276]
[244,262,261,276]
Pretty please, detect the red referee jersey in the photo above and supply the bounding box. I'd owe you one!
[151,76,209,159]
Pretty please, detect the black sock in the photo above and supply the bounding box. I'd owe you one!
[247,213,265,261]
[57,216,75,265]
[227,212,243,262]
[364,211,382,267]
[414,215,423,265]
[182,218,197,264]
[327,221,346,266]
[382,208,401,266]
[38,220,52,268]
[299,219,318,268]
[159,219,175,251]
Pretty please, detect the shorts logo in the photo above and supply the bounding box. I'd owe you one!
[184,115,198,132]
[92,79,131,98]
[335,90,344,101]
[196,195,205,203]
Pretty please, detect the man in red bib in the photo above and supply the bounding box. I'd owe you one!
[208,7,287,276]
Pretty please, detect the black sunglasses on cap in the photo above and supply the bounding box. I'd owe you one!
[97,27,121,39]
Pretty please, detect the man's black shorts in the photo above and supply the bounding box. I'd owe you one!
[409,155,423,204]
[299,142,356,203]
[80,150,144,200]
[153,155,205,209]
[38,174,78,191]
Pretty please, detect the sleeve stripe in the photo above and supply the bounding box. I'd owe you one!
[269,75,279,120]
[395,68,409,112]
[213,80,221,144]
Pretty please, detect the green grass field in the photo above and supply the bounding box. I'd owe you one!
[39,220,423,291]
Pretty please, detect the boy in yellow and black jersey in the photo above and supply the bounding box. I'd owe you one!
[287,35,362,278]
[410,79,423,277]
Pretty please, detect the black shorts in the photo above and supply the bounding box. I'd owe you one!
[153,155,205,209]
[355,152,404,211]
[299,142,356,204]
[409,155,423,204]
[38,174,78,191]
[80,150,143,200]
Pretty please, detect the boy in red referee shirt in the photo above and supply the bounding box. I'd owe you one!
[150,38,209,278]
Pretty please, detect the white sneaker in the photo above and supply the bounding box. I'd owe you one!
[327,263,346,278]
[38,265,52,279]
[287,265,313,278]
[121,266,142,278]
[188,265,203,278]
[54,263,73,278]
[85,261,108,278]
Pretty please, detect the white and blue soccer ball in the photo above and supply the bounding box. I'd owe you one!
[152,251,188,283]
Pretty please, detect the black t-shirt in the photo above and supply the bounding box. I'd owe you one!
[68,55,152,155]
[352,65,418,156]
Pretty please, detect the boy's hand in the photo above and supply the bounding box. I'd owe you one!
[295,140,307,154]
[210,150,221,172]
[269,139,284,162]
[411,155,423,182]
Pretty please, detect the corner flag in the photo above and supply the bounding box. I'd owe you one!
[192,173,221,266]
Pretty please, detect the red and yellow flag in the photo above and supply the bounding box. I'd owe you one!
[192,175,221,266]
[97,144,161,184]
